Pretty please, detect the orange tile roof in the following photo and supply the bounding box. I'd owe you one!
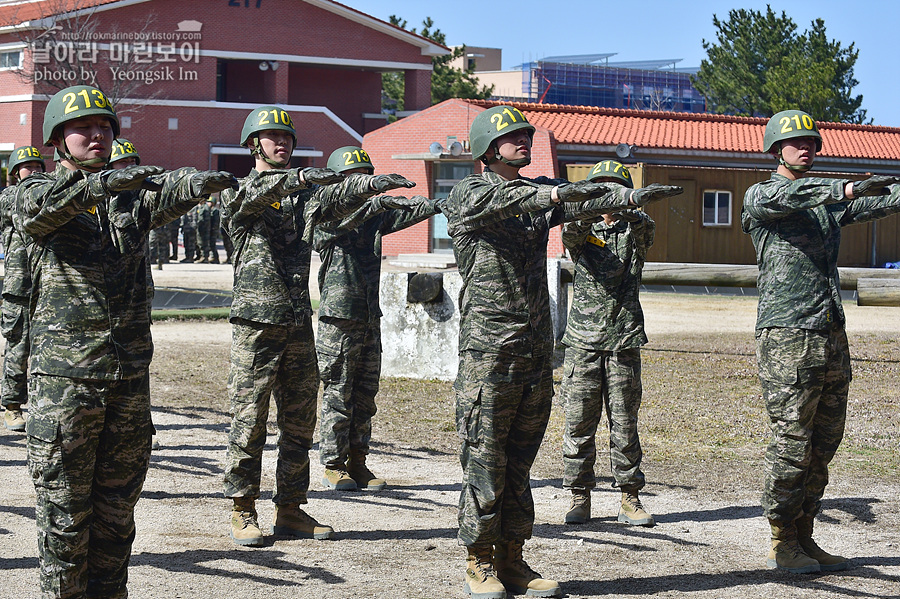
[0,0,124,28]
[467,100,900,160]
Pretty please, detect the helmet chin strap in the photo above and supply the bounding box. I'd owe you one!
[484,142,532,168]
[251,136,290,168]
[777,147,812,173]
[59,139,108,170]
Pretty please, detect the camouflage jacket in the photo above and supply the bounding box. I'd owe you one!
[181,204,199,230]
[445,169,631,357]
[210,206,221,241]
[562,211,655,351]
[1,185,31,299]
[196,202,211,232]
[221,169,372,326]
[19,164,204,379]
[742,173,900,331]
[315,193,440,323]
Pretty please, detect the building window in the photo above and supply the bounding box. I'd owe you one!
[432,161,473,252]
[0,50,22,70]
[703,190,731,226]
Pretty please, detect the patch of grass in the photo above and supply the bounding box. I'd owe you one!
[152,307,231,321]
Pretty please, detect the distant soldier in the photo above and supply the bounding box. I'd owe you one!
[444,105,682,599]
[0,145,45,432]
[220,106,413,547]
[166,218,180,260]
[195,196,211,262]
[180,203,198,262]
[560,160,656,528]
[316,146,440,493]
[208,195,221,263]
[20,85,235,599]
[743,109,900,574]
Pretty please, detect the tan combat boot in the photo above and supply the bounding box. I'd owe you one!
[322,464,358,491]
[795,514,850,572]
[230,497,264,547]
[494,540,561,597]
[272,504,334,540]
[618,490,655,527]
[348,450,386,491]
[767,519,820,573]
[565,490,591,524]
[3,404,26,432]
[464,545,506,599]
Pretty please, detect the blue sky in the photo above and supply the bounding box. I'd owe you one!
[344,0,900,127]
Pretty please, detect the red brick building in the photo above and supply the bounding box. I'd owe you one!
[0,0,445,177]
[368,99,900,266]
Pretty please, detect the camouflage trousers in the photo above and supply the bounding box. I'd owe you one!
[316,316,381,468]
[181,226,196,261]
[561,346,645,492]
[166,221,180,260]
[26,373,153,599]
[455,350,554,546]
[147,227,169,265]
[0,297,29,407]
[756,327,851,523]
[224,317,319,505]
[196,227,211,260]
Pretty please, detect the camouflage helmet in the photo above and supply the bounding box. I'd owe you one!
[763,110,822,153]
[43,85,119,145]
[8,145,46,180]
[110,138,141,166]
[327,146,374,174]
[469,105,534,161]
[585,159,634,188]
[240,105,297,147]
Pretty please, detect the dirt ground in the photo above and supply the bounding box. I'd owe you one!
[1,262,899,599]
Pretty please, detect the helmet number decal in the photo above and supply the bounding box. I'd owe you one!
[343,148,370,166]
[62,88,110,114]
[490,107,527,132]
[592,160,630,180]
[256,109,294,129]
[779,113,815,134]
[111,141,135,158]
[16,146,41,160]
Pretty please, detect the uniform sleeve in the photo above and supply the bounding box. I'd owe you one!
[445,174,556,234]
[143,167,205,229]
[631,212,656,257]
[743,175,848,224]
[306,173,378,226]
[561,220,591,260]
[378,196,441,236]
[548,185,632,228]
[225,169,306,229]
[834,184,900,226]
[21,169,108,237]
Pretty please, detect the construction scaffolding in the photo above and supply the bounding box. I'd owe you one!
[508,60,706,112]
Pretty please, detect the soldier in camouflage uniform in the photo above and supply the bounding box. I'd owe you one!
[0,146,45,432]
[444,105,682,599]
[560,160,656,528]
[743,109,900,575]
[19,85,236,599]
[195,197,211,262]
[221,106,416,548]
[316,145,440,493]
[180,204,198,262]
[208,196,221,263]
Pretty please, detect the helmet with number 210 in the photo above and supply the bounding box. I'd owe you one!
[43,85,119,145]
[240,105,297,147]
[763,109,822,153]
[469,105,535,161]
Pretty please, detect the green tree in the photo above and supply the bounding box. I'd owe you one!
[382,16,494,116]
[692,6,866,123]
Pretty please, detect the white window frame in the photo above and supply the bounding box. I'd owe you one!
[702,189,732,227]
[0,48,23,71]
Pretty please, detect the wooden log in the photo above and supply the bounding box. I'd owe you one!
[857,278,900,306]
[558,262,900,290]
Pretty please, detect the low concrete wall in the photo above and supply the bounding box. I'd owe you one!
[380,260,567,380]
